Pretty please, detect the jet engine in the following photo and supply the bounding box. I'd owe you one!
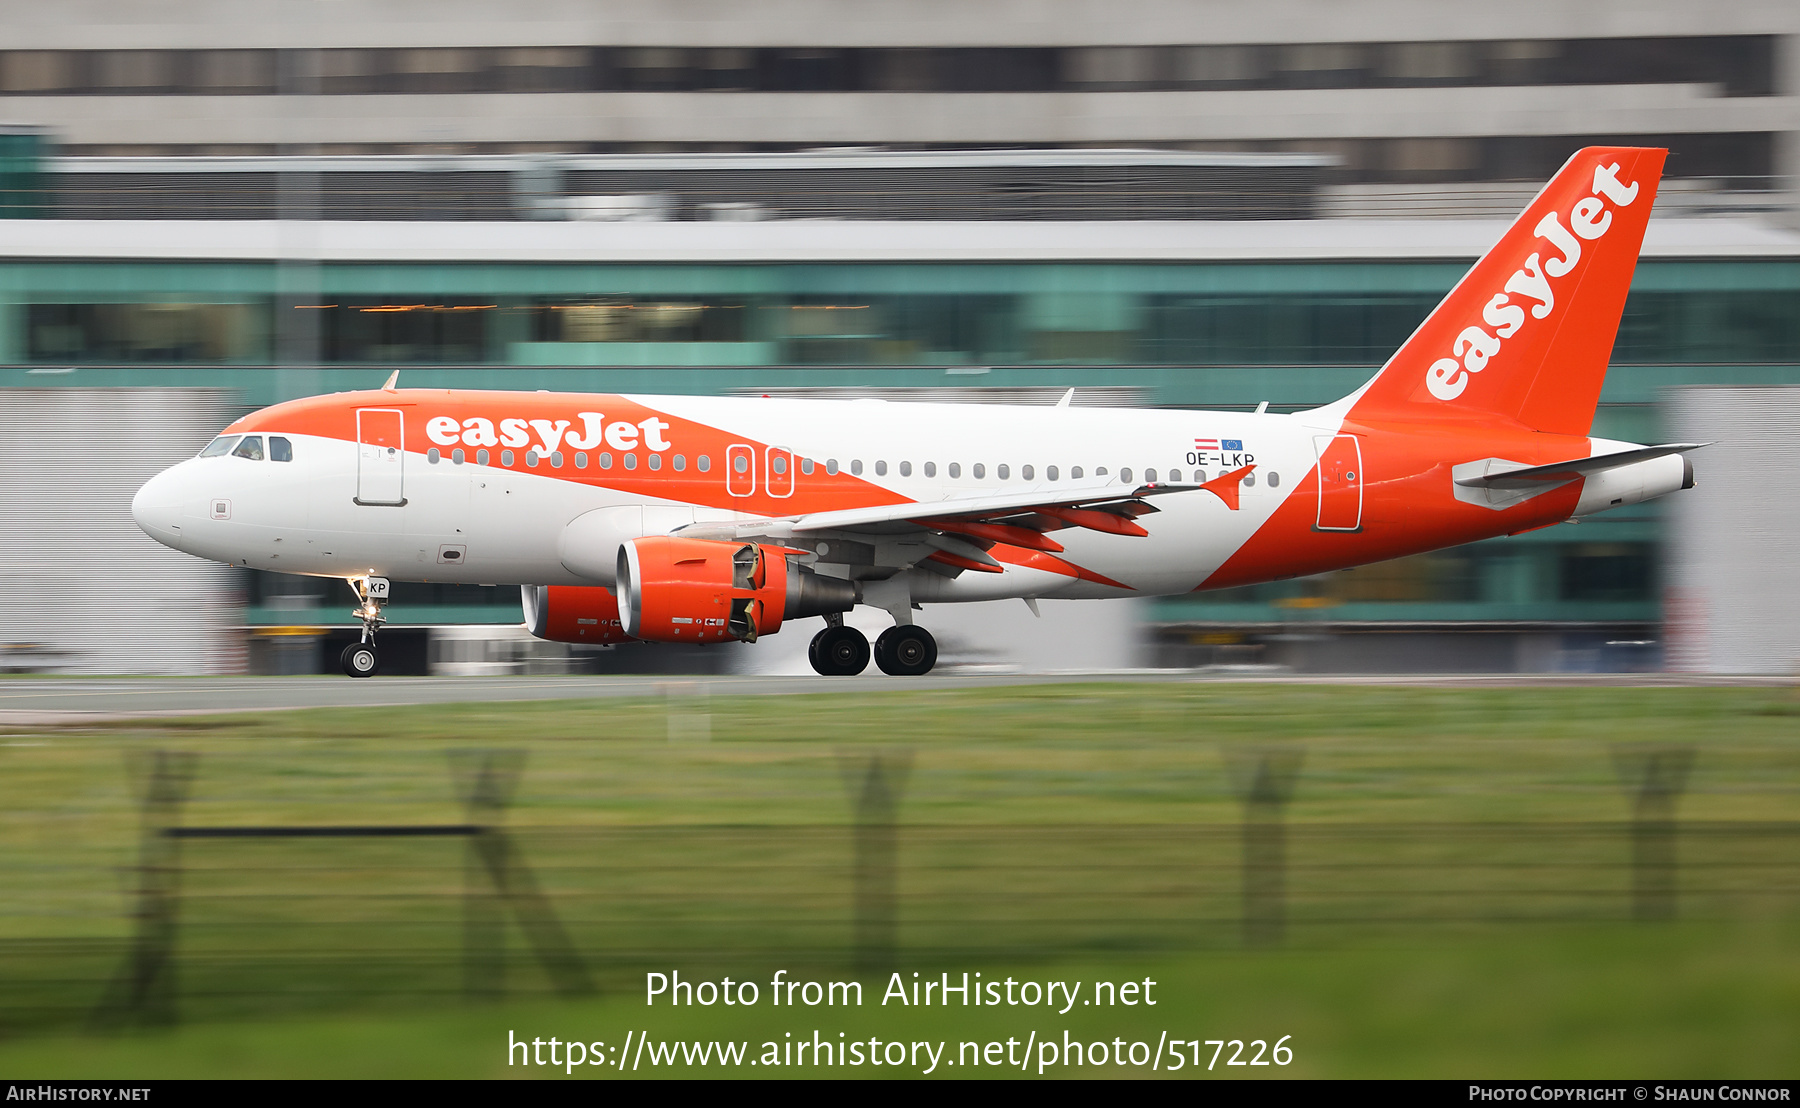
[617,536,857,643]
[521,584,633,645]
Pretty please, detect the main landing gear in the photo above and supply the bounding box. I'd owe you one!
[806,619,938,677]
[340,575,390,678]
[808,623,870,676]
[874,625,937,677]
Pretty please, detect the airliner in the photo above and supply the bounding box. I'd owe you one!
[133,146,1697,678]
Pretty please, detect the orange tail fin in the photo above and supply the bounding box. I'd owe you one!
[1345,146,1665,436]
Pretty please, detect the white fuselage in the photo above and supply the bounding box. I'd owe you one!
[132,395,1324,601]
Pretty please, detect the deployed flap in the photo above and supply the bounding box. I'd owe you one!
[674,482,1199,542]
[1454,443,1706,490]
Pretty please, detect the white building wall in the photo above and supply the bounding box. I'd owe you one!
[5,0,1798,50]
[7,83,1784,149]
[1665,386,1800,674]
[0,388,243,674]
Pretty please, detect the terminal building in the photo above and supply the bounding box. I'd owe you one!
[1,1,1797,675]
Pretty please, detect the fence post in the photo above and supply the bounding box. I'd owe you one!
[1613,745,1696,921]
[453,750,594,998]
[1228,748,1304,948]
[95,750,198,1028]
[842,751,911,974]
[454,751,517,1000]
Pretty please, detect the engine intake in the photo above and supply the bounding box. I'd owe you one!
[521,584,632,645]
[617,536,857,644]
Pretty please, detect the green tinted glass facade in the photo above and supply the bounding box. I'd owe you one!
[4,259,1798,372]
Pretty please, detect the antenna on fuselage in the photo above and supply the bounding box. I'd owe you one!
[381,370,400,392]
[1055,388,1074,408]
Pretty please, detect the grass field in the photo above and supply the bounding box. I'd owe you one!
[0,681,1796,1078]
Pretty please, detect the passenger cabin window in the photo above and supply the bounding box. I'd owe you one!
[269,436,293,462]
[997,464,1009,479]
[198,435,238,458]
[1268,472,1281,488]
[851,460,862,475]
[826,459,839,475]
[1120,468,1132,482]
[697,455,711,473]
[875,461,887,476]
[231,435,264,461]
[947,462,959,478]
[898,461,911,477]
[1071,466,1082,479]
[972,463,984,479]
[1022,465,1034,480]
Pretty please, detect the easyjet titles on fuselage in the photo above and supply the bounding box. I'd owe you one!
[424,412,674,455]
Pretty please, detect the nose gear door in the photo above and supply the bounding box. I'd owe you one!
[1313,434,1363,531]
[356,408,407,506]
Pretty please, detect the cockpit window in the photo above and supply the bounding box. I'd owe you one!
[231,435,265,461]
[198,435,239,458]
[269,436,293,463]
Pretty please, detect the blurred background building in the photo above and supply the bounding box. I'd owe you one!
[1,0,1797,674]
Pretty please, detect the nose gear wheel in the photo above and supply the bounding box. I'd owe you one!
[341,641,380,678]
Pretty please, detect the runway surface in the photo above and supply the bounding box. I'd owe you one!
[0,670,1789,726]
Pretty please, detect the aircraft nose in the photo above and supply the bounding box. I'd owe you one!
[132,465,187,550]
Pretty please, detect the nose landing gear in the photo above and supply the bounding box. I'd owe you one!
[341,575,390,678]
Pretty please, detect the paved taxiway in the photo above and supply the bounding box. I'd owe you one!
[0,671,1790,726]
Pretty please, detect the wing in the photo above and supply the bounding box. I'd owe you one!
[673,466,1256,582]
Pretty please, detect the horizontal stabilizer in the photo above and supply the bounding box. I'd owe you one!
[1454,443,1708,490]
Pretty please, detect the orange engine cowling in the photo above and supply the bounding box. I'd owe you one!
[521,584,633,645]
[617,536,857,644]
